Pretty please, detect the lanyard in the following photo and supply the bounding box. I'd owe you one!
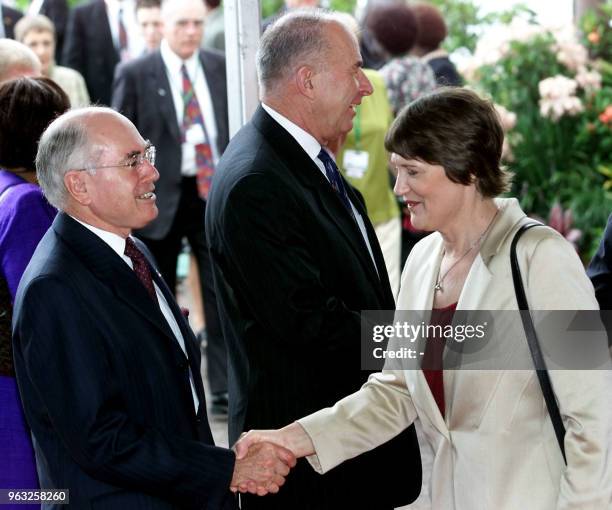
[353,104,362,151]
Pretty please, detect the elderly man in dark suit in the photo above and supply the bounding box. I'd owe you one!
[112,0,229,415]
[206,10,421,510]
[12,106,295,509]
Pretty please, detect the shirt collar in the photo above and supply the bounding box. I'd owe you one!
[71,216,131,263]
[160,39,200,77]
[261,103,322,162]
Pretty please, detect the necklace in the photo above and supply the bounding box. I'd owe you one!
[434,208,500,293]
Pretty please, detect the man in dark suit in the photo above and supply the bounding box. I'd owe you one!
[12,106,295,509]
[206,10,421,510]
[588,213,612,345]
[112,0,229,414]
[62,0,143,105]
[1,2,23,38]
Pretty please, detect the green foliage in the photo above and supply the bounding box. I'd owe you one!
[423,0,535,53]
[580,1,612,62]
[328,0,357,14]
[468,20,612,260]
[261,0,356,18]
[261,0,284,19]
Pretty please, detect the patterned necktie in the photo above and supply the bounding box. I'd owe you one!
[118,6,129,61]
[124,237,158,304]
[181,64,214,200]
[317,149,354,215]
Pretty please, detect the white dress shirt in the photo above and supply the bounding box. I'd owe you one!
[105,0,145,59]
[261,103,379,273]
[160,40,219,176]
[72,218,200,412]
[27,0,44,15]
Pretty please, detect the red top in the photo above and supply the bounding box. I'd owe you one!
[422,302,457,418]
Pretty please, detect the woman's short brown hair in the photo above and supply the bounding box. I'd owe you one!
[0,77,70,171]
[385,87,512,197]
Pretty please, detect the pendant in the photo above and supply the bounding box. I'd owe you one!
[434,282,443,292]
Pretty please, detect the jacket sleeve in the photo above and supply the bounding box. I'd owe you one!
[297,369,417,473]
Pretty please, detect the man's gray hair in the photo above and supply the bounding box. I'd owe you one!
[36,108,102,210]
[256,9,342,96]
[0,39,41,82]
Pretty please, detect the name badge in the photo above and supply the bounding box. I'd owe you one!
[343,150,369,179]
[185,124,206,145]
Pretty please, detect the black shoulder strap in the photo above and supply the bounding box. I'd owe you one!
[510,222,567,464]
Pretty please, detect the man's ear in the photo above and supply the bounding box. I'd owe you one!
[295,65,316,99]
[64,170,92,205]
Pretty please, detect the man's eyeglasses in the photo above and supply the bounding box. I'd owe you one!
[76,143,156,172]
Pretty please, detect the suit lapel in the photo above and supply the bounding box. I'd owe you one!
[150,269,207,406]
[253,107,387,301]
[151,53,182,143]
[53,214,180,345]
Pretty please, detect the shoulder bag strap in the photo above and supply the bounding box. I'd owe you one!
[510,222,567,464]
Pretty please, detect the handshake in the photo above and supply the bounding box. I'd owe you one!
[229,423,315,495]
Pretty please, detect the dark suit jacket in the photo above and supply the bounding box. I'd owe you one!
[112,49,229,240]
[2,4,23,39]
[588,213,612,345]
[62,0,118,105]
[39,0,69,64]
[12,213,236,510]
[206,106,421,509]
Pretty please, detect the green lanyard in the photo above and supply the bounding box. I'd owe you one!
[353,105,362,151]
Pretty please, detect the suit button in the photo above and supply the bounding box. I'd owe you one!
[178,360,188,370]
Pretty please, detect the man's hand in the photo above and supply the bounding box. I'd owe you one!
[235,423,315,460]
[230,441,296,496]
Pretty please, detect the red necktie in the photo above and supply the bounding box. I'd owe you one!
[124,237,158,304]
[181,64,214,200]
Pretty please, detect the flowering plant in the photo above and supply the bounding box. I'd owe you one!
[462,12,612,258]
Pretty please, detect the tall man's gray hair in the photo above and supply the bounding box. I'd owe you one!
[256,9,348,97]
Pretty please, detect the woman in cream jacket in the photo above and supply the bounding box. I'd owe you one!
[233,88,612,509]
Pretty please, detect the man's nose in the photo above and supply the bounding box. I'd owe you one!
[358,69,373,97]
[140,160,160,182]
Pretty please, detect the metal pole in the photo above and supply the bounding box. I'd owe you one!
[224,0,261,138]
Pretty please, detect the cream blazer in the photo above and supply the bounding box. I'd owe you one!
[299,198,612,509]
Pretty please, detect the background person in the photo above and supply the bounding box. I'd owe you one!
[113,0,230,416]
[136,0,163,53]
[366,1,436,116]
[206,10,421,510]
[235,87,612,510]
[62,0,144,105]
[0,76,69,505]
[15,14,90,107]
[0,38,41,82]
[26,0,69,64]
[411,2,463,87]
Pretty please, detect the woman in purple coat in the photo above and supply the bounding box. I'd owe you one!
[0,77,69,498]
